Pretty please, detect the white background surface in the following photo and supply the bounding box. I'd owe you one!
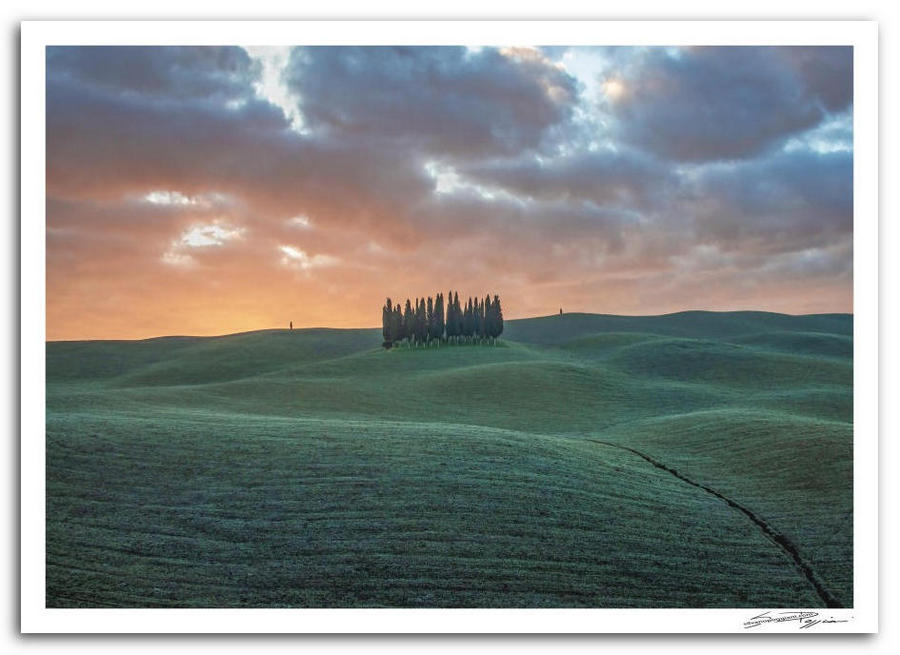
[4,0,897,652]
[16,17,879,636]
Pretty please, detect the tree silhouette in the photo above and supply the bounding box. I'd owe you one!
[477,297,486,342]
[493,294,504,342]
[453,292,462,343]
[382,298,393,349]
[383,292,503,349]
[403,299,414,347]
[473,297,480,341]
[416,297,427,345]
[436,292,445,343]
[392,304,403,346]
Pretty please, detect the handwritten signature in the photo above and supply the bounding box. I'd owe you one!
[744,610,850,630]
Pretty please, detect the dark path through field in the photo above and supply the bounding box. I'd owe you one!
[588,439,843,608]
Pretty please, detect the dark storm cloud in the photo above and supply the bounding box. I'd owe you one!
[46,71,289,199]
[459,148,674,211]
[679,149,853,249]
[778,46,853,112]
[284,46,578,159]
[609,46,853,162]
[46,46,259,102]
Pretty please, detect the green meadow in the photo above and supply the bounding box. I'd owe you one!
[45,311,853,608]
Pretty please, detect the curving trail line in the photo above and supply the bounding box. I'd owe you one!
[587,439,843,608]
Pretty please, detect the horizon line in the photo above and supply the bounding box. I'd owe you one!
[46,308,854,344]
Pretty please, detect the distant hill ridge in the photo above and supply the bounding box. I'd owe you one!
[49,310,853,345]
[46,310,852,386]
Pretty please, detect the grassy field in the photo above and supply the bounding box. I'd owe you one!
[45,311,853,608]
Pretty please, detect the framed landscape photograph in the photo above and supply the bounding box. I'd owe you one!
[20,20,878,633]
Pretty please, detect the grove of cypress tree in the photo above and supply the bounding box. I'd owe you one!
[384,292,503,348]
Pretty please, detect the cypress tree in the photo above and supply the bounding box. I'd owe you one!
[392,304,403,345]
[382,298,393,349]
[444,291,451,342]
[403,299,413,347]
[454,292,462,343]
[436,292,445,343]
[447,291,456,341]
[478,297,486,342]
[426,296,434,344]
[414,298,420,346]
[493,294,504,342]
[461,298,467,341]
[417,297,427,345]
[484,295,492,344]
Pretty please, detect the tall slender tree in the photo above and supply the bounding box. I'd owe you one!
[450,292,456,341]
[436,292,445,344]
[493,294,504,342]
[416,297,427,345]
[403,299,413,347]
[391,304,403,345]
[382,298,393,349]
[478,297,486,341]
[453,292,462,343]
[484,295,492,344]
[414,298,420,346]
[445,292,453,343]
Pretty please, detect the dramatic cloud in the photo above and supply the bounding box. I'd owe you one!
[45,45,853,340]
[284,46,577,159]
[46,46,259,102]
[459,148,673,211]
[604,46,853,161]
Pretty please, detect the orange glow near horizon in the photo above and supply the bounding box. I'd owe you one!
[45,46,854,340]
[45,236,853,341]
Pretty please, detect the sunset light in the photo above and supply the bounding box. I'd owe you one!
[45,45,853,340]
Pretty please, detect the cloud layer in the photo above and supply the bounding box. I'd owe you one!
[45,45,853,340]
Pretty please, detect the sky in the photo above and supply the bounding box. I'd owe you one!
[45,45,853,340]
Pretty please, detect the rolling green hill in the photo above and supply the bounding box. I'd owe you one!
[46,311,853,608]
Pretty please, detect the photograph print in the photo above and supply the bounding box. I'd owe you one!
[41,38,857,616]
